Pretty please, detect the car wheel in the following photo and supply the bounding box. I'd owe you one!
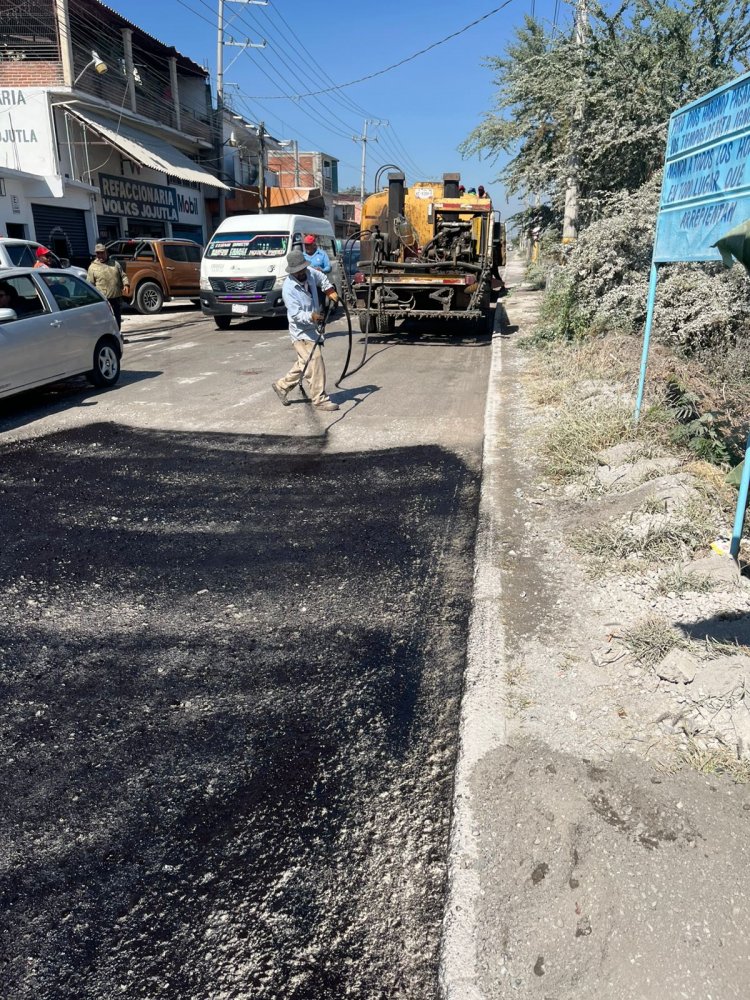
[215,315,231,330]
[190,298,201,307]
[90,337,121,387]
[135,281,164,315]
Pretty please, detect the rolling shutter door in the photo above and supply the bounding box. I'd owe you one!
[31,204,90,266]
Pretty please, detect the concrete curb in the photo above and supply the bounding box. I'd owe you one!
[438,316,510,999]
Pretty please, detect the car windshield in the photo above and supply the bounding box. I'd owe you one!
[205,233,289,259]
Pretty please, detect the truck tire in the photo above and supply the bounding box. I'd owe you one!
[215,315,231,330]
[135,281,164,315]
[358,312,372,334]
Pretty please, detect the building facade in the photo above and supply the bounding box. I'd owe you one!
[0,0,227,261]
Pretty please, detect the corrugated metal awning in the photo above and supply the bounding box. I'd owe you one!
[65,107,229,190]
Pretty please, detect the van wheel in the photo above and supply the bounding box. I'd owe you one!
[89,337,121,387]
[215,315,231,330]
[135,281,164,315]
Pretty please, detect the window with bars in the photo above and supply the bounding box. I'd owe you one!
[0,0,60,62]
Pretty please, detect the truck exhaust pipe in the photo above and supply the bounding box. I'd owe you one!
[387,172,405,253]
[443,172,460,198]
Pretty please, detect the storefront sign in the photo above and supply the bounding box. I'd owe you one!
[100,173,179,222]
[0,89,57,174]
[175,187,200,219]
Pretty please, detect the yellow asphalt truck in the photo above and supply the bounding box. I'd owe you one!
[348,172,505,332]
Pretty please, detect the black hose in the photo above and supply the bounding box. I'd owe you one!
[336,257,376,385]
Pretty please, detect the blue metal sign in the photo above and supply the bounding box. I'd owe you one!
[637,72,750,562]
[654,71,750,263]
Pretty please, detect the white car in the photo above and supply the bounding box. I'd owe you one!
[0,238,88,280]
[0,268,123,400]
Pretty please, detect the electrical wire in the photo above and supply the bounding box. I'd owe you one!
[243,1,517,101]
[184,0,367,148]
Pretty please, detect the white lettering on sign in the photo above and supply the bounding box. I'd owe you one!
[414,187,434,200]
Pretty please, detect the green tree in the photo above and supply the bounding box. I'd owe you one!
[463,0,750,226]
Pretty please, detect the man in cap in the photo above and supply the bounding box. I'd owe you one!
[302,234,331,274]
[87,243,130,332]
[34,246,53,269]
[271,249,340,411]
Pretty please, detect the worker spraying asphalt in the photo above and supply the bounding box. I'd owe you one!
[271,249,340,411]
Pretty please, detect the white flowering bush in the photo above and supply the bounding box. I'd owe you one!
[536,172,750,363]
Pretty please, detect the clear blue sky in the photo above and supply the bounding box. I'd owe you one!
[110,0,568,220]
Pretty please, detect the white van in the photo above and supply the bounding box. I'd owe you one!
[199,214,341,330]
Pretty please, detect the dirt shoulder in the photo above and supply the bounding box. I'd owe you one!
[442,256,750,999]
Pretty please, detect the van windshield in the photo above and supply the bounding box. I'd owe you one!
[205,233,289,259]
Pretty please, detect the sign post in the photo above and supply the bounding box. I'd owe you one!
[637,71,750,562]
[730,435,750,560]
[636,70,750,422]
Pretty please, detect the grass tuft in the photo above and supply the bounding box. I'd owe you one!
[543,403,635,480]
[656,566,717,595]
[618,616,685,667]
[682,740,750,783]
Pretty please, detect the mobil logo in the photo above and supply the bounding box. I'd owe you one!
[177,192,200,216]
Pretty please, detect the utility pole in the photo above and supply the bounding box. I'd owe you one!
[562,0,587,244]
[293,139,300,187]
[258,121,266,212]
[353,118,387,213]
[216,0,267,222]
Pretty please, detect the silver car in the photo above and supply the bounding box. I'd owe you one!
[0,238,88,280]
[0,268,123,400]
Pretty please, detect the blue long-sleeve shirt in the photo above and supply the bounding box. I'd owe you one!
[303,247,331,274]
[282,267,333,341]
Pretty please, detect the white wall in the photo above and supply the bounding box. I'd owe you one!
[0,89,57,175]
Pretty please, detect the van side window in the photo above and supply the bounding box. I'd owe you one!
[318,236,336,257]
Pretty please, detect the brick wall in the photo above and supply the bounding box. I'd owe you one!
[0,62,64,87]
[267,152,317,189]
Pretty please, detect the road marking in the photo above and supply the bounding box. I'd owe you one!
[163,341,199,351]
[230,389,266,407]
[176,376,207,385]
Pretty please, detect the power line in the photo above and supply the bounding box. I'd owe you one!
[246,1,516,100]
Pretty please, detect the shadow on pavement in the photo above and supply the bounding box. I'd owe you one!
[0,421,479,1000]
[0,372,163,433]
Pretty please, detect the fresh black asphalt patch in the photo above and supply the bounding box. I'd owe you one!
[0,423,480,999]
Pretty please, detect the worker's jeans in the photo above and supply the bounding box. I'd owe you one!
[277,339,329,404]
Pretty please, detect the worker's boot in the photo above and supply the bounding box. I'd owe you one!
[315,400,339,411]
[271,382,291,406]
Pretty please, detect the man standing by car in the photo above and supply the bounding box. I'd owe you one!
[271,249,339,411]
[302,234,331,274]
[87,243,130,333]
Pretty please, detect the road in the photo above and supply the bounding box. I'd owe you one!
[0,302,491,999]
